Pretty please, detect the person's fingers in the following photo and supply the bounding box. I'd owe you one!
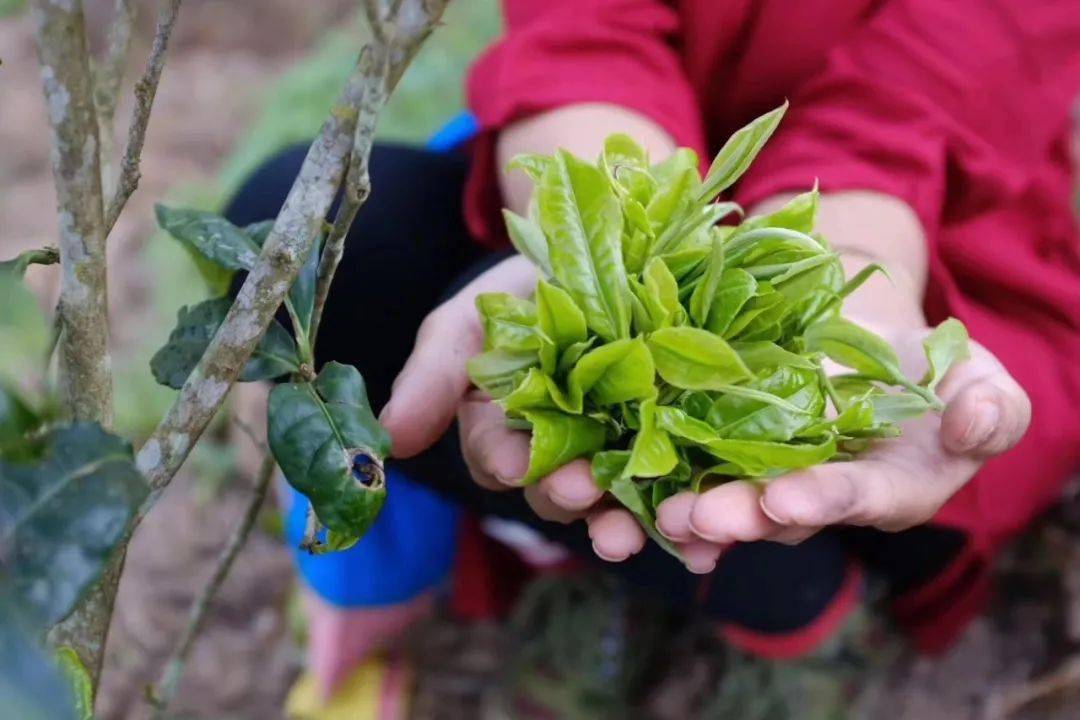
[524,484,585,524]
[539,459,603,512]
[381,301,482,458]
[587,508,646,561]
[380,255,537,458]
[936,343,1030,457]
[759,437,972,533]
[688,481,784,544]
[458,394,530,491]
[656,491,697,542]
[678,539,726,574]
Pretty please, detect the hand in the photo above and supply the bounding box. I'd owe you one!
[380,255,648,561]
[651,324,1031,572]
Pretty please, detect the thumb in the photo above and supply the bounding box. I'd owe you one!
[379,300,481,458]
[380,254,538,458]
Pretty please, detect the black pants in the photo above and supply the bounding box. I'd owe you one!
[225,143,966,638]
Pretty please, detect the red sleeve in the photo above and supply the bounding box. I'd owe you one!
[735,0,1080,237]
[463,0,706,246]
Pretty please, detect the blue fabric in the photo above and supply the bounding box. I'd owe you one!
[286,470,461,607]
[286,114,477,608]
[425,113,478,153]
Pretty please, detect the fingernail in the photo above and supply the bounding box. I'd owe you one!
[549,488,595,509]
[759,495,789,525]
[961,401,1000,450]
[591,542,627,563]
[494,473,521,487]
[687,517,729,544]
[685,557,717,574]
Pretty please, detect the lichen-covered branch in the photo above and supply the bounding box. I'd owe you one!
[150,454,276,718]
[93,0,136,196]
[133,0,449,500]
[308,45,388,343]
[104,0,182,233]
[31,0,114,426]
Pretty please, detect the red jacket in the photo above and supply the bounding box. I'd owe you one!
[464,0,1080,652]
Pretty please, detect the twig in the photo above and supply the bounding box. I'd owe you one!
[93,0,136,197]
[104,0,183,234]
[150,454,276,717]
[133,0,449,504]
[231,415,267,454]
[30,0,113,429]
[1,246,60,274]
[308,45,388,344]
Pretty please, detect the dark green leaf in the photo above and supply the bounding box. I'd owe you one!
[156,204,260,272]
[0,621,79,720]
[0,385,40,461]
[591,450,631,491]
[0,423,147,626]
[151,297,300,389]
[268,362,391,536]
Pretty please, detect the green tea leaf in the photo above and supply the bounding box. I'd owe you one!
[625,398,678,478]
[467,348,538,398]
[696,101,787,203]
[56,647,92,720]
[568,336,656,407]
[268,362,391,537]
[591,450,631,491]
[804,317,905,385]
[608,476,678,557]
[740,183,819,234]
[508,153,552,181]
[476,292,540,352]
[647,327,752,389]
[538,151,630,342]
[731,341,817,372]
[921,318,970,391]
[707,367,824,441]
[521,410,606,484]
[535,279,587,350]
[151,297,300,389]
[704,269,758,335]
[503,209,553,277]
[688,235,725,326]
[0,423,147,627]
[701,436,837,477]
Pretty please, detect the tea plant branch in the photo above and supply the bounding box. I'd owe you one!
[308,44,388,344]
[2,245,60,272]
[93,0,137,195]
[30,0,114,425]
[133,0,448,503]
[104,0,183,234]
[150,453,276,718]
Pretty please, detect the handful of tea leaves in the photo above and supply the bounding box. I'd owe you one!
[466,103,969,554]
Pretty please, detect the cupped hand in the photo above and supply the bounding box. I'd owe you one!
[652,325,1031,572]
[380,256,639,560]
